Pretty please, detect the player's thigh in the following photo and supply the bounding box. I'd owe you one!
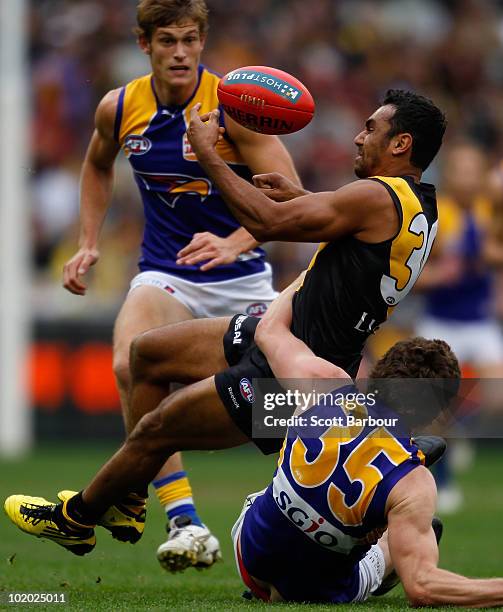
[113,285,194,363]
[133,315,232,383]
[154,376,249,450]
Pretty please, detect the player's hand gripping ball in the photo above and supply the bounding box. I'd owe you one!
[217,66,314,135]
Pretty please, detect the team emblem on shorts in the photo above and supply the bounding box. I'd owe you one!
[124,134,152,155]
[246,302,267,317]
[239,378,254,403]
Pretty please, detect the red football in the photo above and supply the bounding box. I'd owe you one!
[217,66,315,135]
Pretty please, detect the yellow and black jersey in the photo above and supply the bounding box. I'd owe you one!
[292,176,438,376]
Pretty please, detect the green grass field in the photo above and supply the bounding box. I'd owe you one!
[1,444,503,611]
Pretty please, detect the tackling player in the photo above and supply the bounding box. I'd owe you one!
[61,0,300,571]
[3,90,451,564]
[227,287,503,607]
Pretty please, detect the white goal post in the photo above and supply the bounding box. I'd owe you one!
[0,0,32,457]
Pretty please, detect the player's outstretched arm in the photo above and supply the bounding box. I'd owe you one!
[387,467,503,608]
[255,274,350,382]
[62,90,121,295]
[187,105,394,243]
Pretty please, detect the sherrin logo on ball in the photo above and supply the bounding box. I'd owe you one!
[217,65,315,135]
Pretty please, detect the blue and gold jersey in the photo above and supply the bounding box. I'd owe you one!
[292,176,438,376]
[114,65,265,282]
[240,386,423,602]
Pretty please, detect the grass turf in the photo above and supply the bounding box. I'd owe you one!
[1,444,503,610]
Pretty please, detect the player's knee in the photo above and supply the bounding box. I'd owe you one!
[129,328,177,385]
[113,348,131,391]
[129,331,158,384]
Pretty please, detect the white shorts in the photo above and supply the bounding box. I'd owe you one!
[417,316,503,366]
[353,544,386,601]
[129,265,278,319]
[231,490,385,603]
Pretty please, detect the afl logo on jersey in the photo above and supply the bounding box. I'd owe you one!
[124,134,152,155]
[239,378,255,403]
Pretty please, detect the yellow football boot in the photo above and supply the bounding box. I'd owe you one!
[58,490,146,544]
[4,494,95,556]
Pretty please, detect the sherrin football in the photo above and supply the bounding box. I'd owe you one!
[217,66,315,135]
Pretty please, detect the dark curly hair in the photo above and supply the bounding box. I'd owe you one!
[369,337,460,425]
[382,89,447,171]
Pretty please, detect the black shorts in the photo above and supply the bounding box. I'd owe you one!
[215,314,284,455]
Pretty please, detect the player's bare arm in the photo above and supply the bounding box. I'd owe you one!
[255,272,350,382]
[387,467,503,607]
[63,89,121,295]
[176,112,302,269]
[187,106,397,243]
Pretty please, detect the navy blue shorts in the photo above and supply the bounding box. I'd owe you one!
[215,314,284,455]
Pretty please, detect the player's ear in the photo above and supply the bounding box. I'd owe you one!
[199,32,207,50]
[392,133,413,157]
[138,34,152,55]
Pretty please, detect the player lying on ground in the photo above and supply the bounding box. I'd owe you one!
[4,90,448,571]
[225,286,503,607]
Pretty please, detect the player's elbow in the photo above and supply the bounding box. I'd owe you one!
[248,227,267,242]
[254,316,275,346]
[404,573,436,607]
[247,212,291,242]
[251,226,284,242]
[247,222,273,242]
[406,588,431,608]
[83,155,114,177]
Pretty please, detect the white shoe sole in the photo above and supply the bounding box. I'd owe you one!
[156,537,222,573]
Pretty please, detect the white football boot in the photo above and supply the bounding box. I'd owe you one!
[157,515,222,573]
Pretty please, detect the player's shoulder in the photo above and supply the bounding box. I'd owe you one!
[192,64,220,96]
[386,465,436,513]
[333,178,394,210]
[95,74,152,129]
[94,88,122,138]
[200,64,221,82]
